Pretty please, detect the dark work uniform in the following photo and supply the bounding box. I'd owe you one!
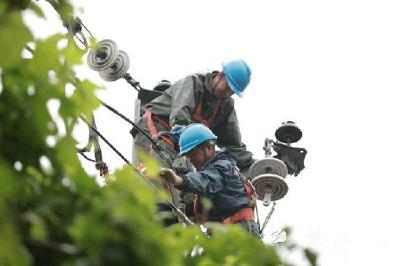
[177,149,260,237]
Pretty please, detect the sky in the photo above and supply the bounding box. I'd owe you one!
[26,1,400,265]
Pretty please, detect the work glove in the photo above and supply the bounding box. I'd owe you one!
[170,124,185,145]
[159,167,183,185]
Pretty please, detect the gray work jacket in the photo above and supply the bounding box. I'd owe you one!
[146,71,254,171]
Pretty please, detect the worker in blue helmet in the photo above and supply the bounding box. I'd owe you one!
[159,124,260,237]
[221,59,251,97]
[134,59,255,176]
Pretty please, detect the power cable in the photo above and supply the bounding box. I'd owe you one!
[40,0,201,230]
[77,150,96,162]
[79,115,130,165]
[79,115,195,227]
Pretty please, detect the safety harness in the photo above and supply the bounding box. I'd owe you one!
[192,92,222,128]
[144,111,174,151]
[222,169,257,224]
[193,168,257,225]
[144,72,223,144]
[141,111,181,207]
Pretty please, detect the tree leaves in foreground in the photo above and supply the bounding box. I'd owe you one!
[0,1,317,265]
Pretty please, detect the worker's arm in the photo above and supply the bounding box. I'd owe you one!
[158,166,225,196]
[177,162,230,196]
[169,76,197,126]
[214,108,254,173]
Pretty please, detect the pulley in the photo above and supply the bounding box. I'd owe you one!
[248,158,288,179]
[251,174,288,206]
[87,39,119,71]
[99,50,130,81]
[275,121,302,144]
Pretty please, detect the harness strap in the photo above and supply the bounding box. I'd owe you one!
[236,168,257,205]
[192,91,222,128]
[193,194,206,224]
[193,169,256,224]
[144,111,174,151]
[222,207,254,224]
[152,114,171,131]
[143,111,178,200]
[222,170,257,224]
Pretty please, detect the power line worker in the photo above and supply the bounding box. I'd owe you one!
[159,124,260,237]
[133,59,255,175]
[133,59,254,226]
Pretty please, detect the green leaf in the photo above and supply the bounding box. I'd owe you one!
[304,248,318,266]
[0,2,7,16]
[0,161,29,266]
[0,207,30,266]
[137,150,161,180]
[56,2,74,22]
[59,79,100,121]
[0,161,17,200]
[0,11,33,69]
[26,212,48,241]
[29,34,64,75]
[28,2,45,18]
[55,136,97,193]
[72,79,100,118]
[64,37,85,65]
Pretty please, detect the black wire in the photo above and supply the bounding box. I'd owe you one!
[42,2,194,227]
[79,19,94,38]
[74,33,87,47]
[77,151,96,162]
[79,115,161,190]
[99,100,166,157]
[24,44,34,53]
[78,115,194,226]
[99,101,177,177]
[79,115,130,165]
[98,102,186,218]
[100,100,135,126]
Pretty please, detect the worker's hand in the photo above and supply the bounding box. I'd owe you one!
[159,167,183,185]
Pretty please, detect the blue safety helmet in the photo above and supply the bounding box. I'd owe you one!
[222,59,252,97]
[179,123,217,155]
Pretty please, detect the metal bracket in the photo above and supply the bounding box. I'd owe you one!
[272,142,307,176]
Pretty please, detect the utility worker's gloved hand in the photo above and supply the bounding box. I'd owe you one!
[159,167,183,185]
[170,125,185,145]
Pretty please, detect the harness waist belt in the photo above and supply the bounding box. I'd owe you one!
[222,207,254,224]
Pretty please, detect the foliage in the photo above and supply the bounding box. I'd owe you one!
[0,1,318,266]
